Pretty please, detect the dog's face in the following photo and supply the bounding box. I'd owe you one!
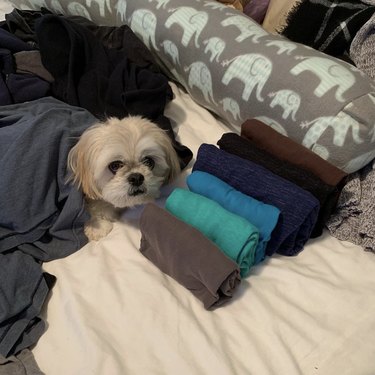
[68,116,180,208]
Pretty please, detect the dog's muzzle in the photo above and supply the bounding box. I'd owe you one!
[128,173,146,196]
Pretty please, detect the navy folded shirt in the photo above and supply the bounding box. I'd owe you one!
[193,144,320,256]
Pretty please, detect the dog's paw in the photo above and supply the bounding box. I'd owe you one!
[84,219,114,241]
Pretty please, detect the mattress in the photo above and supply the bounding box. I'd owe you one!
[1,2,375,374]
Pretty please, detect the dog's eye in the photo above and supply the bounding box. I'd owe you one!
[142,156,155,170]
[108,160,124,174]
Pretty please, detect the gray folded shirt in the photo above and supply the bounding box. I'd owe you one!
[139,203,241,310]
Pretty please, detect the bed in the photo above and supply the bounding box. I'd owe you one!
[1,1,375,374]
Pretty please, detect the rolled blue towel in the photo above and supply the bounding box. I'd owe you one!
[192,144,320,256]
[186,171,280,264]
[165,188,259,277]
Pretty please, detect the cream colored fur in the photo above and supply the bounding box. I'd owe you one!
[68,116,180,241]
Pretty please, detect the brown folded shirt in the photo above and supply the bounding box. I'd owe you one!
[139,203,241,310]
[241,119,347,187]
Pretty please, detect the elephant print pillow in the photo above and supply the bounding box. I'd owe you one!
[121,0,375,173]
[9,0,375,173]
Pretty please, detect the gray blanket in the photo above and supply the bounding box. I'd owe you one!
[0,97,97,358]
[0,97,95,261]
[327,159,375,253]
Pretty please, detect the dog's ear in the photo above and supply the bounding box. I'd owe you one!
[162,138,181,184]
[67,140,101,200]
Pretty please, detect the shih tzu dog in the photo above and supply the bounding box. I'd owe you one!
[68,116,181,241]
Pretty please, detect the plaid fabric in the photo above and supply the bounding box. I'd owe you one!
[279,0,375,58]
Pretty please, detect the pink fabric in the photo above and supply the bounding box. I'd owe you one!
[244,0,270,24]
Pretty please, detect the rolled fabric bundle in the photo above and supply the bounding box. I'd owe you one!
[165,188,259,277]
[186,171,280,264]
[193,144,320,256]
[217,132,338,237]
[139,203,241,310]
[240,119,347,188]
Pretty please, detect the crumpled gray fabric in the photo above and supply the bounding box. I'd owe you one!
[0,349,44,375]
[327,159,375,253]
[350,10,375,79]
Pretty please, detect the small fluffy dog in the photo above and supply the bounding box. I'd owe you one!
[68,116,180,241]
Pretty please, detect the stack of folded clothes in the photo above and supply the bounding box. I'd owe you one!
[139,118,348,309]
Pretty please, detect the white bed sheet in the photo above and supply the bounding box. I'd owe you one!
[1,3,375,373]
[30,83,375,375]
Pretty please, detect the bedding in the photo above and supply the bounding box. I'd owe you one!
[279,0,375,59]
[8,0,375,173]
[1,0,375,374]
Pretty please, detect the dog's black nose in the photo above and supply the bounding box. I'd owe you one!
[128,173,144,187]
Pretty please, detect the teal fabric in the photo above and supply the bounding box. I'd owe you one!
[186,171,280,264]
[165,188,259,277]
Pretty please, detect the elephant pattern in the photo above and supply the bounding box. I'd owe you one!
[222,54,273,102]
[268,89,301,121]
[85,0,112,17]
[203,2,230,11]
[148,0,170,9]
[116,0,127,22]
[203,37,226,63]
[301,114,364,149]
[117,0,375,172]
[254,116,288,136]
[184,61,216,104]
[161,40,180,65]
[68,2,92,20]
[265,40,297,55]
[290,57,356,102]
[221,15,268,43]
[165,7,209,48]
[220,97,242,121]
[129,9,159,51]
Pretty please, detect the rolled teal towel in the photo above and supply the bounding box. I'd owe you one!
[165,188,259,277]
[186,171,280,264]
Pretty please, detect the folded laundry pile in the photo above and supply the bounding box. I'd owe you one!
[139,118,347,309]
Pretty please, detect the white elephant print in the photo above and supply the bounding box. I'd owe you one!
[129,9,159,51]
[86,0,112,17]
[25,0,47,9]
[222,54,273,102]
[165,7,209,48]
[220,97,242,121]
[116,0,127,22]
[265,40,297,55]
[221,15,268,43]
[203,2,230,11]
[67,2,92,20]
[300,113,364,150]
[268,89,301,121]
[290,57,356,102]
[161,40,180,65]
[254,116,288,136]
[148,0,170,9]
[203,37,226,63]
[184,61,216,104]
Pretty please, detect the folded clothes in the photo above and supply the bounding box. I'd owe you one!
[218,132,339,237]
[193,144,320,256]
[186,171,280,264]
[165,188,259,277]
[139,203,241,310]
[241,119,347,187]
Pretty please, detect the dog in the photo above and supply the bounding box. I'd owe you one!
[67,116,181,241]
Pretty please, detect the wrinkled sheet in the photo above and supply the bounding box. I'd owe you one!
[30,83,375,375]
